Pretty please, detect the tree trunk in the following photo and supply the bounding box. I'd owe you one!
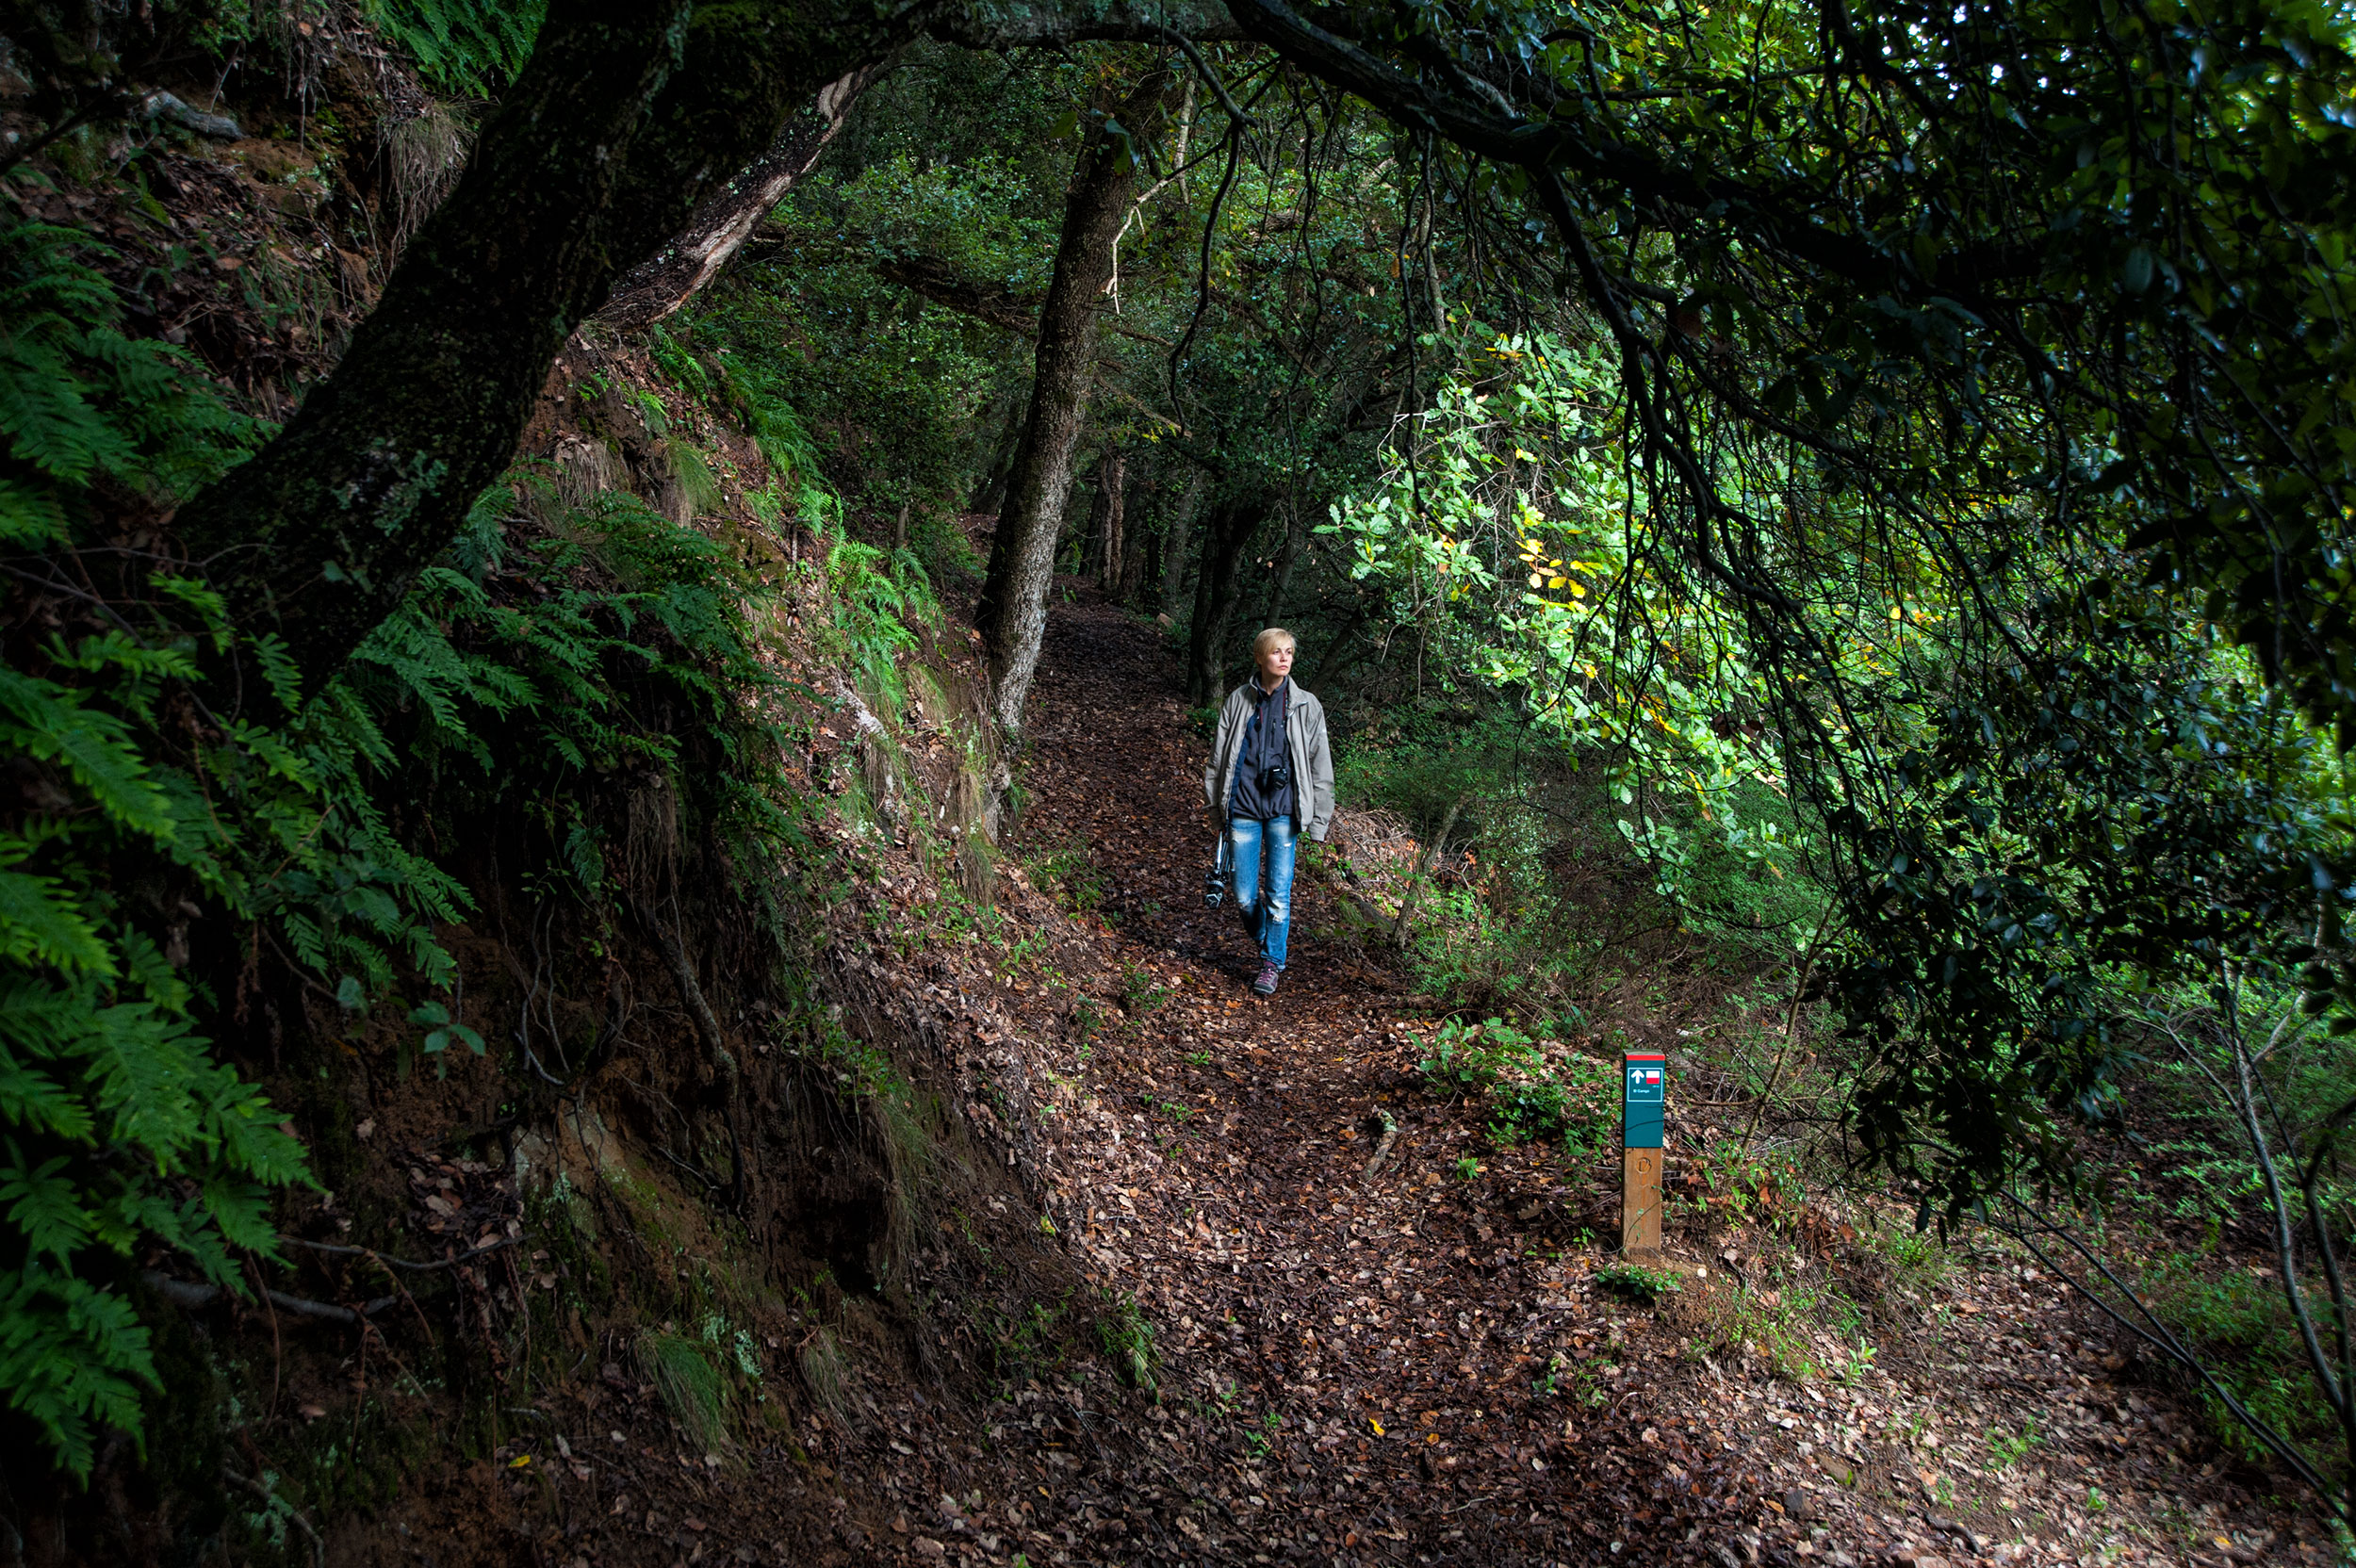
[165,0,1222,706]
[1186,494,1269,702]
[1118,459,1153,605]
[1158,468,1206,621]
[173,0,924,702]
[1097,450,1126,593]
[1076,458,1107,578]
[1258,501,1305,629]
[977,67,1174,734]
[596,59,894,333]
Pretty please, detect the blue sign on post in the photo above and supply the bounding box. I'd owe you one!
[1623,1052,1665,1149]
[1623,1052,1666,1259]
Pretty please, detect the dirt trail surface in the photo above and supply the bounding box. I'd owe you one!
[405,596,2317,1568]
[968,598,2317,1568]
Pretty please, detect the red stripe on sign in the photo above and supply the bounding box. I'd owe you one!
[1624,1054,1666,1061]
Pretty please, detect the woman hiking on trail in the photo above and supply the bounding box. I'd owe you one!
[1204,628,1335,997]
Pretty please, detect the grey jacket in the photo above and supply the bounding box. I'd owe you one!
[1203,679,1335,841]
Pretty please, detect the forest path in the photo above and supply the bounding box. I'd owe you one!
[1011,596,1731,1567]
[997,596,2295,1568]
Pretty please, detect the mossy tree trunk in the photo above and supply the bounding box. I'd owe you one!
[174,0,927,700]
[976,68,1174,734]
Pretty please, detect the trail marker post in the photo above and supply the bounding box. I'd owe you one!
[1622,1052,1666,1261]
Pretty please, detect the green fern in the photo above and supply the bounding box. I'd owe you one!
[0,196,810,1480]
[362,0,547,97]
[0,207,351,1478]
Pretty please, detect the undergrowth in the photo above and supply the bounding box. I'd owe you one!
[0,203,812,1478]
[1414,1017,1612,1152]
[362,0,546,97]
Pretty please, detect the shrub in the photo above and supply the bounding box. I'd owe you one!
[1595,1263,1682,1303]
[638,1331,730,1456]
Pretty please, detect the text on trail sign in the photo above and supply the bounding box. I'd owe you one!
[1621,1051,1666,1260]
[1622,1052,1665,1150]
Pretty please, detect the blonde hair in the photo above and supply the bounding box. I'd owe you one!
[1252,627,1297,659]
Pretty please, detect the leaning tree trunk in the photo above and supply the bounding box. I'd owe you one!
[172,0,926,703]
[1186,494,1269,702]
[977,68,1174,734]
[595,58,894,332]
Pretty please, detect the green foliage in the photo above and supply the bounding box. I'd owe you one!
[1334,712,1613,1018]
[1025,839,1105,917]
[1328,309,2354,1228]
[1699,1276,1860,1383]
[1595,1263,1682,1303]
[1323,335,1811,907]
[1487,1078,1571,1145]
[0,210,309,1478]
[1417,1017,1519,1098]
[637,1329,729,1456]
[1415,1018,1612,1150]
[1095,1288,1156,1389]
[692,155,1029,539]
[1839,602,2352,1213]
[1117,961,1170,1018]
[820,531,935,721]
[2138,1252,2344,1470]
[1987,1414,2041,1471]
[1857,1218,1951,1297]
[981,1298,1065,1393]
[361,0,545,97]
[0,204,794,1479]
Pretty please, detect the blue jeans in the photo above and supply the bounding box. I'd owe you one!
[1228,815,1296,969]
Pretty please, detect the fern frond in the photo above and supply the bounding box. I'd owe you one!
[0,1149,91,1261]
[0,669,176,841]
[0,866,113,977]
[0,336,136,484]
[0,476,69,548]
[0,1264,155,1481]
[0,1049,92,1141]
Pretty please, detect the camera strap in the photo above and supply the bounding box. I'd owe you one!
[1252,678,1288,778]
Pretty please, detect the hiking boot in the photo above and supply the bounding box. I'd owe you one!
[1252,958,1280,997]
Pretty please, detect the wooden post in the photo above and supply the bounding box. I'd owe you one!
[1622,1147,1662,1260]
[1622,1052,1666,1262]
